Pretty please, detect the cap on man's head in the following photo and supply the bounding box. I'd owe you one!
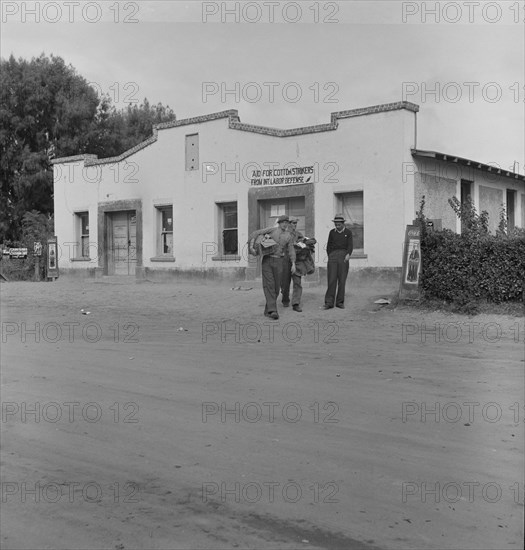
[277,215,290,223]
[332,214,346,223]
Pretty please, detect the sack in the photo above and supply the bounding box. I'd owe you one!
[303,254,316,275]
[295,237,316,261]
[252,234,278,256]
[295,253,315,276]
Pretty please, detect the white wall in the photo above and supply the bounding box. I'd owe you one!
[53,106,419,274]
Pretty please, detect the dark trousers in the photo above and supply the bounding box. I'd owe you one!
[324,250,349,307]
[261,256,284,314]
[281,259,302,306]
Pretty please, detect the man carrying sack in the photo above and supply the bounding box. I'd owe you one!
[248,215,296,320]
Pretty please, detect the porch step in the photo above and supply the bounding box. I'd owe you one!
[97,275,135,284]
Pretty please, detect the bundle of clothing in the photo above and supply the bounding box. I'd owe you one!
[294,237,316,276]
[251,234,278,256]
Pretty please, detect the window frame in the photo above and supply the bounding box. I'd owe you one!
[156,205,174,257]
[217,201,239,259]
[335,191,364,254]
[76,211,90,259]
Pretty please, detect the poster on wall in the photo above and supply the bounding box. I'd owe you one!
[46,236,59,279]
[399,225,421,300]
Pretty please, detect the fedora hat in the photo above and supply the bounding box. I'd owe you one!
[277,215,290,223]
[332,214,346,223]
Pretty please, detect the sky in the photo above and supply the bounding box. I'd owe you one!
[1,0,524,173]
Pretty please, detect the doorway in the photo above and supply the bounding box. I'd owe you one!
[258,197,306,233]
[460,179,473,233]
[255,197,305,276]
[506,189,516,231]
[107,211,137,275]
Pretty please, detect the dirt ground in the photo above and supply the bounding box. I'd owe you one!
[1,275,523,550]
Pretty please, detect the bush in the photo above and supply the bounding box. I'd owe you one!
[0,255,40,281]
[416,197,525,304]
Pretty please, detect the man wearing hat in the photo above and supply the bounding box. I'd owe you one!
[323,214,353,309]
[248,215,296,320]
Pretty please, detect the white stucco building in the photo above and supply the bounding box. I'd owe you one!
[52,101,525,281]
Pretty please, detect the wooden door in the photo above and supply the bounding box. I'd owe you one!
[109,211,136,275]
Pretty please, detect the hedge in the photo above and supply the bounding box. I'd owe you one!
[0,251,47,281]
[420,229,525,303]
[417,197,525,304]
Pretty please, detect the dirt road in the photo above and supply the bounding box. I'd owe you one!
[1,277,523,549]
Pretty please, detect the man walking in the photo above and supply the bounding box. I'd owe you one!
[323,214,353,309]
[281,217,304,312]
[249,215,296,320]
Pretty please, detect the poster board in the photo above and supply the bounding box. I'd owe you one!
[399,225,421,300]
[46,236,59,279]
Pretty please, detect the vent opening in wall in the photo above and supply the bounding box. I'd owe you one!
[185,134,199,171]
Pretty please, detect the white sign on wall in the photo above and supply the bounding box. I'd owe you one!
[250,165,316,187]
[9,248,28,258]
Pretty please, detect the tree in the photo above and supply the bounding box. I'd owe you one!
[85,97,176,158]
[0,54,176,243]
[448,195,489,236]
[0,53,99,241]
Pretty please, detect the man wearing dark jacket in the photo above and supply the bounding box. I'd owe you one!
[323,215,353,309]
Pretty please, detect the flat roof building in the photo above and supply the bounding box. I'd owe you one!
[52,101,525,281]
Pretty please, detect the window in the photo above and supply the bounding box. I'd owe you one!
[76,212,89,258]
[219,202,238,255]
[336,192,364,252]
[270,204,286,218]
[461,179,472,204]
[185,134,199,171]
[156,206,173,255]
